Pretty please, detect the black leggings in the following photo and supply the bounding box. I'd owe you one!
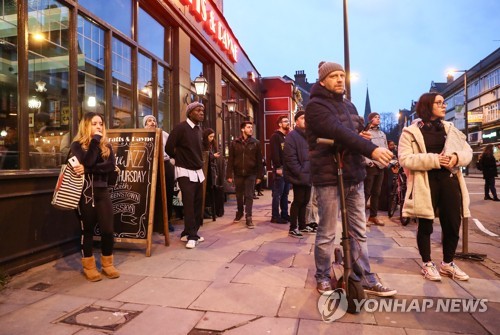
[78,186,114,258]
[417,170,462,263]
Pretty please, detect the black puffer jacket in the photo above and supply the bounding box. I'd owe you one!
[479,154,498,179]
[283,128,310,186]
[226,136,263,179]
[305,83,377,186]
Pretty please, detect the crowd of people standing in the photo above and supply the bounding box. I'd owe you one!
[64,60,497,308]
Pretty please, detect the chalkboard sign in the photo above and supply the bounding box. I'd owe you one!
[100,128,168,256]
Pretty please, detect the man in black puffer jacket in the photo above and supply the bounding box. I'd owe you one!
[306,61,397,297]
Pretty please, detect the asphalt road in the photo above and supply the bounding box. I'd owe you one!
[465,176,499,237]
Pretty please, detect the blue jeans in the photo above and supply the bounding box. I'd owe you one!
[314,182,378,287]
[271,174,290,219]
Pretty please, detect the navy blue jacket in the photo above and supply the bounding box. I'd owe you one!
[283,128,310,186]
[305,83,377,186]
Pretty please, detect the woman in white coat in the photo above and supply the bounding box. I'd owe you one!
[398,92,472,282]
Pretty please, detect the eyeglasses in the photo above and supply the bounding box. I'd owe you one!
[434,101,447,107]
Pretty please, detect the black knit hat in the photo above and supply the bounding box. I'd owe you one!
[294,110,305,122]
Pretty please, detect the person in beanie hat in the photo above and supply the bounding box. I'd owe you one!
[306,60,396,297]
[294,110,305,122]
[363,112,388,226]
[318,61,345,81]
[143,114,175,233]
[284,110,313,239]
[166,102,205,249]
[186,101,204,119]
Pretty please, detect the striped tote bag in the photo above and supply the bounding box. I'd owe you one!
[51,163,84,210]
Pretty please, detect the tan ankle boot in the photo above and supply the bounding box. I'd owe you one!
[101,255,120,279]
[82,256,102,282]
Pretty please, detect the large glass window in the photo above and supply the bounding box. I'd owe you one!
[138,6,165,60]
[0,0,19,170]
[78,0,131,38]
[77,15,105,120]
[158,64,171,132]
[111,37,132,128]
[27,0,70,169]
[138,52,152,126]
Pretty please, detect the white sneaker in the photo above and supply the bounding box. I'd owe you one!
[185,239,198,249]
[439,262,469,281]
[180,236,204,242]
[421,262,441,281]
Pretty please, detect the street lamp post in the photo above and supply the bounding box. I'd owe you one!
[343,0,351,101]
[448,70,486,261]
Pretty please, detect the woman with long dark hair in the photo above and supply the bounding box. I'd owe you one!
[478,144,499,201]
[399,92,472,282]
[202,128,220,218]
[71,112,119,282]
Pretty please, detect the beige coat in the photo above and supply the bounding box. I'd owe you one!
[398,120,472,220]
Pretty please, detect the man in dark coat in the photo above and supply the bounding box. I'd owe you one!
[283,110,314,238]
[227,121,263,229]
[269,115,291,224]
[306,61,397,297]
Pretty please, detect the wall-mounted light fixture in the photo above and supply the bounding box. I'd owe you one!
[87,96,97,107]
[226,99,237,113]
[184,73,209,104]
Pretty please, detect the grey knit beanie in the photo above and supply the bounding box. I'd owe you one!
[143,114,156,128]
[186,101,204,118]
[318,61,345,81]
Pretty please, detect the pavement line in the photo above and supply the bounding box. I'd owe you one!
[472,218,499,237]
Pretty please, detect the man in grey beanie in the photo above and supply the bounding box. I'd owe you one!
[306,61,397,297]
[166,102,205,249]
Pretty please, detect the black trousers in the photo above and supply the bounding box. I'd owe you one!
[289,184,311,231]
[364,165,385,217]
[417,170,462,263]
[484,176,498,198]
[234,175,257,218]
[79,186,114,258]
[178,176,203,240]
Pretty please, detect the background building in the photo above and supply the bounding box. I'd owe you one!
[0,0,261,275]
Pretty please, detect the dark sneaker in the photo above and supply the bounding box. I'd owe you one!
[271,217,288,224]
[246,217,255,229]
[308,222,318,229]
[288,229,303,238]
[300,226,317,234]
[233,212,243,223]
[363,283,397,297]
[317,281,333,294]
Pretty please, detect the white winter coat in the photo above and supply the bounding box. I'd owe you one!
[398,120,472,220]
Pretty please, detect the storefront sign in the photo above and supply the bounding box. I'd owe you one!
[179,0,238,63]
[468,111,483,124]
[482,127,499,144]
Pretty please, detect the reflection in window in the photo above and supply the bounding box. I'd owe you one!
[158,65,171,132]
[27,0,70,169]
[0,0,19,170]
[138,53,152,127]
[78,0,132,38]
[111,37,132,128]
[77,15,105,118]
[138,7,165,60]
